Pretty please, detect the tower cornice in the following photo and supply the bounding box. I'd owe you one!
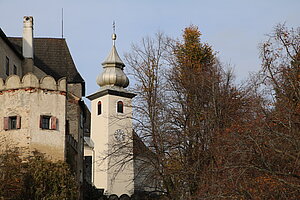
[87,88,136,101]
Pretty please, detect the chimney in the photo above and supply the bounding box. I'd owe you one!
[22,16,34,58]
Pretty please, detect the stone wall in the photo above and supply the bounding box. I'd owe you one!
[0,73,67,161]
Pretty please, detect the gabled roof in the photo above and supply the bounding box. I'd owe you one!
[0,28,23,59]
[8,37,84,85]
[133,132,156,160]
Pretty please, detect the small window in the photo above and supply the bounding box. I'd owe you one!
[4,116,21,130]
[66,120,70,134]
[117,101,123,113]
[80,112,84,129]
[41,116,50,129]
[13,65,17,75]
[9,116,17,129]
[84,156,92,183]
[40,115,57,130]
[5,57,9,76]
[97,101,102,115]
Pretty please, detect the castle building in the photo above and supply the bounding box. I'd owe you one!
[0,16,86,185]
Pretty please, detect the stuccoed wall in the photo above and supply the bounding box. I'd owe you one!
[68,83,82,99]
[91,93,134,196]
[0,37,22,79]
[0,73,66,161]
[66,82,84,183]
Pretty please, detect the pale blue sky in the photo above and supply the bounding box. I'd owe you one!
[1,0,299,97]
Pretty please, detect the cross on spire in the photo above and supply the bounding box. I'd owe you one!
[113,21,116,34]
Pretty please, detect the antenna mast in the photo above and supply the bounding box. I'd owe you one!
[61,8,64,38]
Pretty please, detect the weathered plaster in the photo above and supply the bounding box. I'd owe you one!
[0,37,22,79]
[0,73,66,161]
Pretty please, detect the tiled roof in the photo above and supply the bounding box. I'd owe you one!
[133,132,155,159]
[8,37,84,84]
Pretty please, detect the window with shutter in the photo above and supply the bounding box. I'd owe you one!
[40,115,58,130]
[16,116,21,129]
[4,116,21,130]
[4,117,8,130]
[40,115,51,129]
[39,115,42,128]
[51,116,57,130]
[10,116,17,129]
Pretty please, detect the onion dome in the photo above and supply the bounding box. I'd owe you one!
[96,33,129,88]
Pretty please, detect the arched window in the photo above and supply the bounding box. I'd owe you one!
[117,101,123,113]
[98,101,102,115]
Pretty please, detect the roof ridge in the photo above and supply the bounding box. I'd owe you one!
[8,36,66,40]
[7,37,85,90]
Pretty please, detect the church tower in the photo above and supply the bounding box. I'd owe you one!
[87,32,136,195]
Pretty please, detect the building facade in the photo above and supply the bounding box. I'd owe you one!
[0,16,86,185]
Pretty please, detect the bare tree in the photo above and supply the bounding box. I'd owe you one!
[125,32,173,194]
[218,24,300,199]
[245,24,300,198]
[125,27,251,199]
[123,24,300,199]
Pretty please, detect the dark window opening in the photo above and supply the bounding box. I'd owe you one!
[84,156,92,183]
[9,116,17,129]
[13,65,17,75]
[80,112,84,129]
[40,115,58,130]
[98,101,102,115]
[5,57,9,76]
[41,116,51,129]
[66,120,70,134]
[117,101,123,113]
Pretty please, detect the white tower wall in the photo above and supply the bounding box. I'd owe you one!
[90,93,134,195]
[89,31,136,196]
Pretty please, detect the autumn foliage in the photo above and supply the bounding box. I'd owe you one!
[126,24,300,199]
[0,148,78,200]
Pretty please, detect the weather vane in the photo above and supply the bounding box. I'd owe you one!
[112,21,117,45]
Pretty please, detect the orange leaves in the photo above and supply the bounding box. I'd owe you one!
[174,25,215,76]
[255,175,281,188]
[242,175,292,199]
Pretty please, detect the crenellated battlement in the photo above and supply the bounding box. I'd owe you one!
[0,73,66,92]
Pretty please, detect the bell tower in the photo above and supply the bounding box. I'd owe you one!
[87,31,136,196]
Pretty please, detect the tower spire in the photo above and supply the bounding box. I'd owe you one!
[96,23,129,89]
